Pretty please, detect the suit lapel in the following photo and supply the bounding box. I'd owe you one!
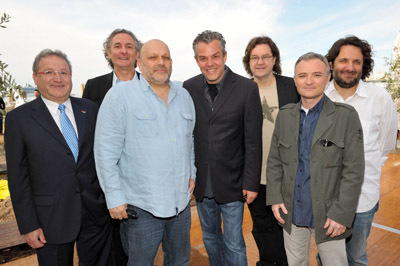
[31,98,69,149]
[210,69,236,118]
[70,97,86,149]
[311,97,334,149]
[194,77,212,118]
[289,103,300,141]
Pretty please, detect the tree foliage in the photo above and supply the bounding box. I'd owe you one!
[384,55,400,102]
[0,13,23,100]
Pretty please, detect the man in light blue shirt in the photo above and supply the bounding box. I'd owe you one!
[94,39,196,265]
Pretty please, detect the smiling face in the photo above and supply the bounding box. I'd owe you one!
[294,58,330,103]
[332,45,363,89]
[137,40,172,87]
[32,55,72,104]
[249,44,276,80]
[195,40,227,84]
[106,33,137,71]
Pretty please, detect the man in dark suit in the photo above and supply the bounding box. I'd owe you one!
[0,95,5,134]
[82,29,142,105]
[242,36,300,266]
[82,29,141,266]
[183,30,263,266]
[5,49,112,265]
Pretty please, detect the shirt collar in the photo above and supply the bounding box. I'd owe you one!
[41,96,72,115]
[140,76,178,96]
[326,80,368,99]
[112,70,138,86]
[299,94,325,113]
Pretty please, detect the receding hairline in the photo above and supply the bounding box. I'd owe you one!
[139,39,170,58]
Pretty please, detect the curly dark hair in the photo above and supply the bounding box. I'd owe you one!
[325,35,374,80]
[243,36,281,77]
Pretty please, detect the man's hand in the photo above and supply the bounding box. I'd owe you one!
[242,190,258,204]
[271,203,288,224]
[109,204,128,220]
[324,218,346,238]
[189,178,195,195]
[24,228,46,249]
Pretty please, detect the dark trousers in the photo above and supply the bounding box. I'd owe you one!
[36,207,113,266]
[111,219,128,266]
[248,184,288,266]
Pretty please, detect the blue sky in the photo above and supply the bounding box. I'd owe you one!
[1,0,399,96]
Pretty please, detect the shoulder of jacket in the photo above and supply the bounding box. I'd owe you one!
[280,103,297,110]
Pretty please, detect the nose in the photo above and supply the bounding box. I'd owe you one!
[344,61,356,72]
[305,75,313,85]
[53,72,63,81]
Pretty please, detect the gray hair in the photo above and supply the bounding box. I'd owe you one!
[294,52,330,75]
[192,30,226,57]
[32,49,72,73]
[103,29,142,69]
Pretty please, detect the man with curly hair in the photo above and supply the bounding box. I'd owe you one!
[325,36,398,266]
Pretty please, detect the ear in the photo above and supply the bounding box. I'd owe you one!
[195,55,201,67]
[32,73,38,85]
[223,51,227,64]
[329,61,333,71]
[137,58,143,72]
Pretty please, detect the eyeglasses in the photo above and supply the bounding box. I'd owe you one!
[36,70,71,77]
[249,55,274,63]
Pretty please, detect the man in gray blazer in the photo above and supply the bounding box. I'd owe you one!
[266,52,364,266]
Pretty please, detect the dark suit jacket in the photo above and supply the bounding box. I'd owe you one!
[275,75,300,108]
[5,97,109,244]
[183,68,263,203]
[82,71,140,105]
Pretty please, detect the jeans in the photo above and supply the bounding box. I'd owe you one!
[196,198,247,266]
[120,203,191,266]
[346,202,379,266]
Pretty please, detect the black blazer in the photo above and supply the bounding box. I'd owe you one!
[82,71,140,105]
[5,97,109,244]
[183,68,263,203]
[275,74,300,108]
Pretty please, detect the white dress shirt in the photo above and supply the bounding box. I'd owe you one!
[325,80,397,212]
[41,96,78,137]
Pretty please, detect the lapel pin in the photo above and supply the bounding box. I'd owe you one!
[81,110,86,114]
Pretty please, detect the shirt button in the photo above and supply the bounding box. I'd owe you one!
[173,138,176,142]
[176,170,179,173]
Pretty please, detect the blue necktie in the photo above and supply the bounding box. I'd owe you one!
[58,104,79,162]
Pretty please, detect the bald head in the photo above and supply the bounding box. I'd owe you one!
[137,39,173,88]
[139,39,170,59]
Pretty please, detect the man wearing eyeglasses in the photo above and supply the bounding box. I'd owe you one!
[83,29,142,106]
[242,36,300,266]
[5,49,113,265]
[266,52,364,266]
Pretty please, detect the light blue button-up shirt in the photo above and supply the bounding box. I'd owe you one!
[94,77,196,218]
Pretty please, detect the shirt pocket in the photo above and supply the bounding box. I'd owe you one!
[181,112,194,137]
[134,111,159,137]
